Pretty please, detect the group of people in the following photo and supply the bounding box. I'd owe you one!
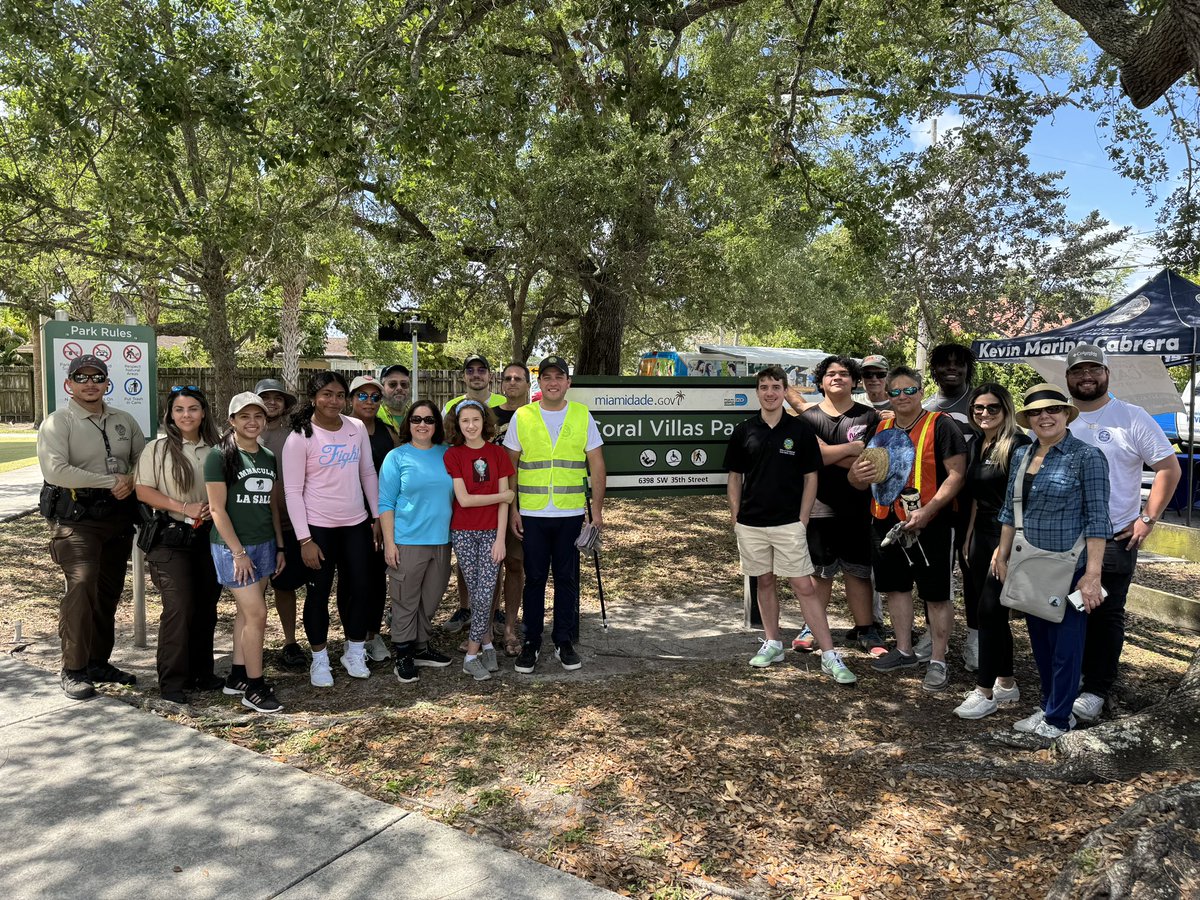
[727,343,1180,739]
[37,352,605,712]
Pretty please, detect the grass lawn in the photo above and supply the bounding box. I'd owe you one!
[0,439,36,473]
[2,497,1196,899]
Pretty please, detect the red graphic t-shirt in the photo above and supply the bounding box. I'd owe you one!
[444,442,515,531]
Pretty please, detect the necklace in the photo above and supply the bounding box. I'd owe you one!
[1075,400,1111,430]
[895,410,928,433]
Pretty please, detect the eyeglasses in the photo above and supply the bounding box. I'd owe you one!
[971,403,1002,415]
[502,375,527,382]
[886,386,921,397]
[1032,405,1070,417]
[409,415,438,425]
[464,366,489,374]
[1068,365,1105,378]
[70,372,107,384]
[355,391,382,402]
[170,384,200,394]
[862,371,886,379]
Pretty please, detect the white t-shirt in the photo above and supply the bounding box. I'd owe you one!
[1072,398,1175,530]
[503,403,603,517]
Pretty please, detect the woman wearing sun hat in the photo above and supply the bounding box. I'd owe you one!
[992,383,1110,739]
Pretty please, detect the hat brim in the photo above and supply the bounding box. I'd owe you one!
[867,428,916,507]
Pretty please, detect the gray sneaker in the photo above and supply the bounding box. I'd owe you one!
[481,647,500,673]
[872,647,919,672]
[913,631,933,661]
[922,660,950,692]
[462,656,492,681]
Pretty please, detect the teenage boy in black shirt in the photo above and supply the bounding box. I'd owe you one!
[724,366,858,683]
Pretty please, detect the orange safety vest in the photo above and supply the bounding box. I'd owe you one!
[870,411,944,521]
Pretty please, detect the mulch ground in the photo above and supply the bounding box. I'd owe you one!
[3,497,1196,899]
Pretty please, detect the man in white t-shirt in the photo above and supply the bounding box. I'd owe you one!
[1065,344,1180,722]
[504,355,605,674]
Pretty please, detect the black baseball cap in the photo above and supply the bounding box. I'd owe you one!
[68,354,108,377]
[379,364,410,379]
[463,354,490,370]
[538,355,570,376]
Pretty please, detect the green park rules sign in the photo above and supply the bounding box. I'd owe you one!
[569,376,760,497]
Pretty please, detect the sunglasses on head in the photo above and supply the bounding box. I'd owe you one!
[409,415,438,425]
[70,372,107,384]
[170,384,201,394]
[886,386,921,397]
[355,391,382,402]
[972,403,1002,415]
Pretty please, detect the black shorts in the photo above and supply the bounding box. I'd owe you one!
[870,516,954,603]
[807,515,872,580]
[269,528,309,592]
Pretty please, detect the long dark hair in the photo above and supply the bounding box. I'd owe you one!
[969,383,1020,472]
[398,400,445,445]
[154,387,219,496]
[220,400,268,486]
[290,371,349,437]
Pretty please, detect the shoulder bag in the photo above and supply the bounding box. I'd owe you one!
[999,447,1084,623]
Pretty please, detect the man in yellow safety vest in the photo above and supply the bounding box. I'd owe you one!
[503,355,606,674]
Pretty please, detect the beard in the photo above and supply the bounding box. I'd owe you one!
[1068,376,1108,402]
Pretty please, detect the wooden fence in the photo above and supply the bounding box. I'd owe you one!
[0,366,495,422]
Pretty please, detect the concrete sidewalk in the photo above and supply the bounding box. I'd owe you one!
[0,656,617,900]
[0,461,42,522]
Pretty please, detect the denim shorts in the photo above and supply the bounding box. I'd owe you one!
[211,540,277,589]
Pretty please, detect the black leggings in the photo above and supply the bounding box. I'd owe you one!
[967,521,1014,688]
[303,520,374,645]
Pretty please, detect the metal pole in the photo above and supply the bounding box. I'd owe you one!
[1188,356,1196,527]
[132,544,147,648]
[409,315,420,404]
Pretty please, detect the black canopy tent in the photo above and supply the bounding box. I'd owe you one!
[971,268,1200,523]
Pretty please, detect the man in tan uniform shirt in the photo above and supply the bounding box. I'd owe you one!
[37,354,146,699]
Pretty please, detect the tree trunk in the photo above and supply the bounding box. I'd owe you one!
[576,266,626,375]
[279,262,306,394]
[139,281,160,327]
[198,246,238,417]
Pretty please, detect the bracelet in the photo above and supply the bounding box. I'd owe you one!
[233,551,247,559]
[300,538,313,546]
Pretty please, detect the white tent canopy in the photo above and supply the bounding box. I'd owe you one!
[696,345,831,368]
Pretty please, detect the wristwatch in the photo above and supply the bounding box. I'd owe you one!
[1140,514,1155,526]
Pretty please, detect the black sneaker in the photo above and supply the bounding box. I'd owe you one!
[87,661,136,686]
[280,642,307,668]
[222,673,250,696]
[555,641,582,671]
[441,608,470,634]
[514,642,540,674]
[160,689,189,704]
[242,684,283,714]
[872,647,919,672]
[61,668,95,700]
[412,645,452,668]
[188,674,226,692]
[394,655,419,683]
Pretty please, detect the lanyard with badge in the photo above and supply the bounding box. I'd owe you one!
[89,417,130,475]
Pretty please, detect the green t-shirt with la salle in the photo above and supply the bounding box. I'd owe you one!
[204,445,277,547]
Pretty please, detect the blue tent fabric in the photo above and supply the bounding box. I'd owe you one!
[971,269,1200,366]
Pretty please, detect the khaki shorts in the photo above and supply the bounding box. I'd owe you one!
[735,521,815,578]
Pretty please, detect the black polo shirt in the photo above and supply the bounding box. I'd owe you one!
[723,412,822,527]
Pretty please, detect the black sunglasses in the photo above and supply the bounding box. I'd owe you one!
[1031,405,1070,417]
[355,391,382,402]
[70,372,107,384]
[862,371,886,379]
[409,415,438,425]
[886,386,921,397]
[971,403,1002,415]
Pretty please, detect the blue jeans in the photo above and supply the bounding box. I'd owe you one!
[1026,575,1088,730]
[521,515,583,647]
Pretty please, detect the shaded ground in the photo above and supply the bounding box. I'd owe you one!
[2,497,1196,899]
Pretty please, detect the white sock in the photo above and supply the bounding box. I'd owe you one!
[767,639,782,650]
[465,653,479,662]
[347,640,365,658]
[482,643,494,651]
[312,648,329,664]
[821,649,837,661]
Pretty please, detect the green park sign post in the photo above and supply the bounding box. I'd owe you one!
[570,376,765,627]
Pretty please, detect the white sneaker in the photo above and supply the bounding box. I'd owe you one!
[364,635,391,662]
[963,629,979,672]
[992,680,1021,703]
[914,631,933,661]
[1013,709,1045,733]
[953,688,998,719]
[1072,691,1104,722]
[340,652,370,679]
[310,656,334,688]
[1031,718,1070,740]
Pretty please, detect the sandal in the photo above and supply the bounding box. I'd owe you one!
[504,636,522,657]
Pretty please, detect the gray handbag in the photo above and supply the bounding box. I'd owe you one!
[998,449,1083,623]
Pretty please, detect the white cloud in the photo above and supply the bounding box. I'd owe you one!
[909,113,965,150]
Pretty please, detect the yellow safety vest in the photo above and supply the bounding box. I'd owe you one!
[515,402,589,511]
